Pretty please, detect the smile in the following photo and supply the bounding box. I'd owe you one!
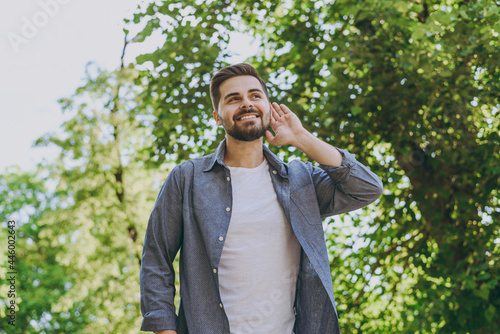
[237,115,259,121]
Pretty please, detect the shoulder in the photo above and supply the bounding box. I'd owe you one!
[167,153,216,180]
[287,158,315,175]
[263,145,314,177]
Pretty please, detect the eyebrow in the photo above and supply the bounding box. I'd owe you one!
[223,88,264,102]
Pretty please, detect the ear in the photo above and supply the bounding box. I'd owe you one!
[213,110,222,126]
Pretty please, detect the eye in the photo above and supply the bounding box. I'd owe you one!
[228,97,239,102]
[252,94,262,99]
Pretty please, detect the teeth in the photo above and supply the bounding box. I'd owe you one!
[240,115,257,120]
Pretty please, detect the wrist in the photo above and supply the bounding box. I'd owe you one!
[292,128,314,151]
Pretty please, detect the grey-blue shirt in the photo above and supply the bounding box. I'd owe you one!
[140,139,383,333]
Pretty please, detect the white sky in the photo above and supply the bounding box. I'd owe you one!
[0,0,145,172]
[0,0,258,173]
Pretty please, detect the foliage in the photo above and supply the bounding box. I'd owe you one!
[132,0,500,332]
[0,59,165,333]
[1,0,498,332]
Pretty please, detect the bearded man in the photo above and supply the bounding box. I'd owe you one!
[140,63,383,334]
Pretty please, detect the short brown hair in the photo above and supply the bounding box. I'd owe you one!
[210,63,269,111]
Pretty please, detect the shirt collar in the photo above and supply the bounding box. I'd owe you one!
[203,138,288,178]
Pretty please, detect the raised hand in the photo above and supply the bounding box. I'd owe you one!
[265,102,343,166]
[265,102,307,147]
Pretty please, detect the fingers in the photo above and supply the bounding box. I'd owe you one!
[271,102,291,117]
[269,112,277,128]
[280,104,291,114]
[272,102,284,117]
[270,103,280,120]
[269,104,278,122]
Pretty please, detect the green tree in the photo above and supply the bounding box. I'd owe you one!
[132,0,500,332]
[1,42,165,333]
[0,166,66,333]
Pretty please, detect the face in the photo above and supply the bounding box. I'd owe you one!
[213,75,270,142]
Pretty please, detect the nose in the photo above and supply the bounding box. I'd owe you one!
[240,97,253,109]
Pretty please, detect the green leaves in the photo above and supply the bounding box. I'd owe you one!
[3,0,498,332]
[0,58,166,332]
[132,0,500,332]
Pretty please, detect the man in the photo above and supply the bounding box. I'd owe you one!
[140,63,383,334]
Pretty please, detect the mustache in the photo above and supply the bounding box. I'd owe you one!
[233,108,262,120]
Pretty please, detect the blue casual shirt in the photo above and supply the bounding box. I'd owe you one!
[140,139,383,333]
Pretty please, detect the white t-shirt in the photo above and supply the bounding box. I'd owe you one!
[219,159,301,334]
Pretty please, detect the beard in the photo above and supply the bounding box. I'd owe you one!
[221,108,269,142]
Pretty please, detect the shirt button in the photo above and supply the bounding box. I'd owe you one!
[218,236,224,241]
[226,176,230,181]
[272,170,277,175]
[220,303,223,308]
[213,268,217,273]
[226,207,231,212]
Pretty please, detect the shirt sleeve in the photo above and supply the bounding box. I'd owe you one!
[312,147,383,217]
[140,165,183,332]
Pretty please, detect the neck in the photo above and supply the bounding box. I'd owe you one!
[224,136,264,168]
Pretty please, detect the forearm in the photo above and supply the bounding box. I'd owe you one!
[155,330,177,334]
[140,248,178,331]
[293,130,343,167]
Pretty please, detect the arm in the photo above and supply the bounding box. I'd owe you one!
[140,166,183,332]
[266,103,383,216]
[310,148,383,216]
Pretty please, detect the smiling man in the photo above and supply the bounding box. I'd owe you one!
[140,63,383,334]
[214,76,269,142]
